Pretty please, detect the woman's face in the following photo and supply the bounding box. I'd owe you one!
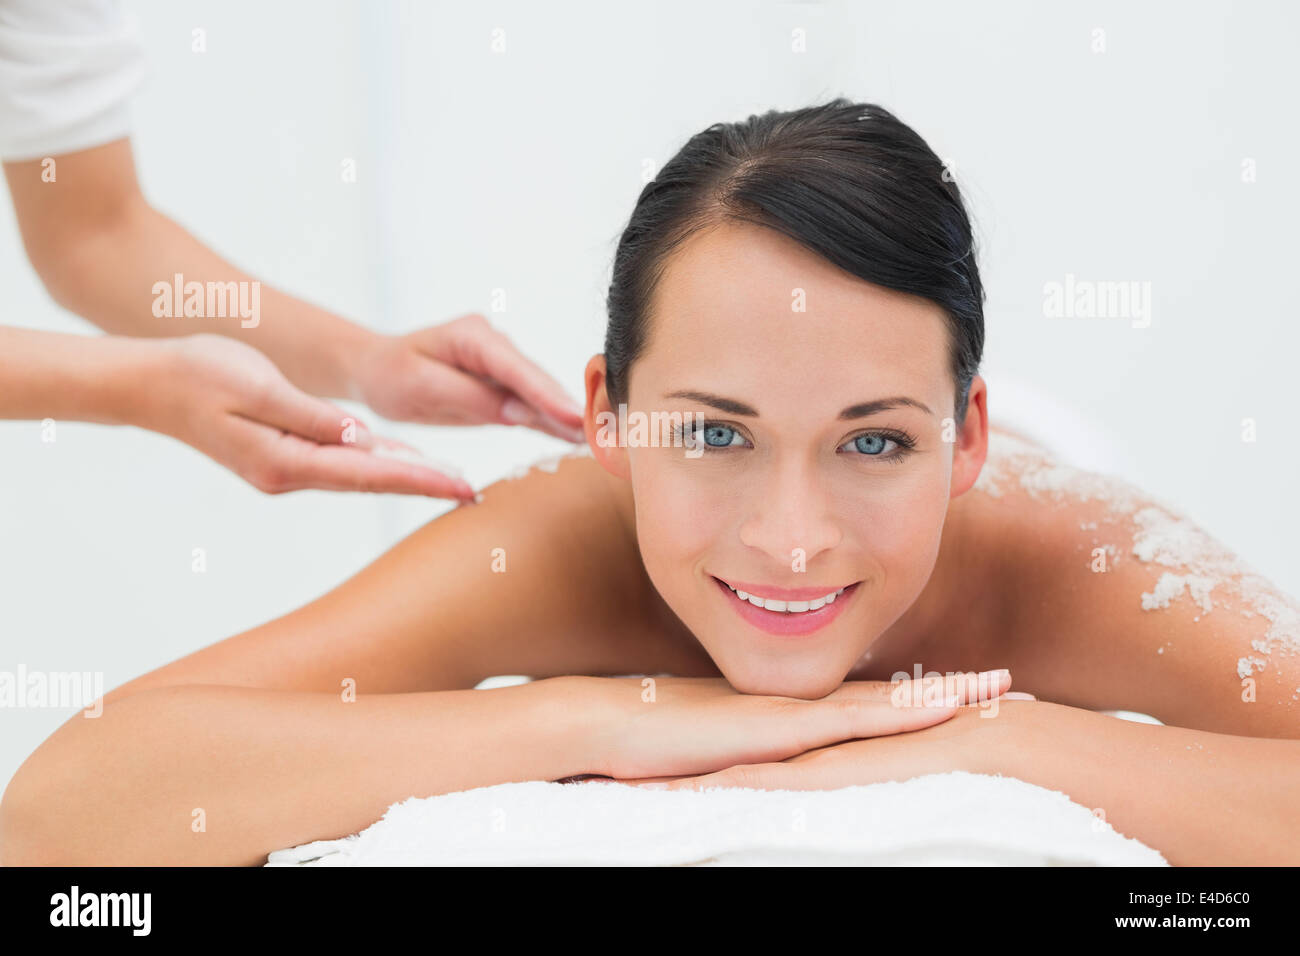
[587,219,987,699]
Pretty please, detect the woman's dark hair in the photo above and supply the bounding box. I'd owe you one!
[603,99,984,424]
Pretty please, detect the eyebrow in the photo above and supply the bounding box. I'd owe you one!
[663,390,934,419]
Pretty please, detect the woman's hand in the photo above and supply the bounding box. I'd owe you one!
[350,314,586,443]
[565,670,1015,783]
[608,690,1038,791]
[139,334,478,498]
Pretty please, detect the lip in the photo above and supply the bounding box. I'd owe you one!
[712,575,860,637]
[714,576,856,602]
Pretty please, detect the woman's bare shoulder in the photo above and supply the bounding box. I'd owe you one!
[458,447,714,680]
[101,446,707,705]
[961,429,1300,737]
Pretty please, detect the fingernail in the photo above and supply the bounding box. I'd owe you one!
[1001,692,1036,701]
[501,397,534,425]
[980,669,1011,681]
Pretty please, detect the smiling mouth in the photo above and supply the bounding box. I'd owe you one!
[711,575,862,636]
[713,577,850,613]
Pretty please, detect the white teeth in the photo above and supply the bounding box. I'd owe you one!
[722,581,849,613]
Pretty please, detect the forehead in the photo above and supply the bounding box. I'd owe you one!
[632,219,954,417]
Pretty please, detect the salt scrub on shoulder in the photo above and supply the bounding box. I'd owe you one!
[974,431,1146,512]
[457,444,595,506]
[501,442,594,480]
[974,430,1300,676]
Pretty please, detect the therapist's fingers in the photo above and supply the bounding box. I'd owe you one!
[284,442,477,499]
[252,379,376,450]
[419,316,585,430]
[411,361,586,443]
[231,416,476,499]
[497,394,589,444]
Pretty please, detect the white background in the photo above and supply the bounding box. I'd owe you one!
[2,0,1296,791]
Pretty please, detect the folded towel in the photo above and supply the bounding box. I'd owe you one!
[265,769,1168,866]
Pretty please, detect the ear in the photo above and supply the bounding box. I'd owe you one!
[949,374,989,499]
[584,354,630,479]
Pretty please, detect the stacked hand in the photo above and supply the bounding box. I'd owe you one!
[559,670,1037,792]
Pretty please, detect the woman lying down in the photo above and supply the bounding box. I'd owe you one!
[3,100,1298,867]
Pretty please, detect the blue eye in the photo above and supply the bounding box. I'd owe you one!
[852,433,891,455]
[672,420,915,461]
[837,430,916,462]
[701,424,744,447]
[672,420,750,450]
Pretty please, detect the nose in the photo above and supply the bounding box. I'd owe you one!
[737,457,842,568]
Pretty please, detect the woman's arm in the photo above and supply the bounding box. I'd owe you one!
[0,455,641,864]
[621,699,1300,865]
[0,679,595,866]
[0,673,989,865]
[992,700,1300,865]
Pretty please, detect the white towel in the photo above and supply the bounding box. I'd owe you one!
[265,770,1167,866]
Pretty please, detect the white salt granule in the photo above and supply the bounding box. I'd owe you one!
[1129,510,1300,664]
[1131,507,1226,570]
[1238,656,1268,679]
[1139,572,1215,614]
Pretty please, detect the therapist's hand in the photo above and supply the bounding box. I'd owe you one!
[349,314,586,443]
[142,335,478,499]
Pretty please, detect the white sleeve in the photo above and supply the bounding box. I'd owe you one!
[0,0,146,161]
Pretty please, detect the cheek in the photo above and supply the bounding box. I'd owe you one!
[836,468,950,572]
[627,452,727,575]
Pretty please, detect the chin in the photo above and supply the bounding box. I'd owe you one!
[720,663,846,700]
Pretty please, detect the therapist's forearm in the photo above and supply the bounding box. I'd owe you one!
[0,326,167,425]
[5,141,377,399]
[34,198,378,399]
[991,701,1300,865]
